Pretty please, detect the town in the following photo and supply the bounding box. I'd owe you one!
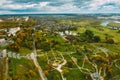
[0,14,120,80]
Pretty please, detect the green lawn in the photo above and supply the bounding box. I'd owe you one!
[8,58,41,80]
[19,47,32,55]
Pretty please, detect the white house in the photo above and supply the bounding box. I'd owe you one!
[7,27,20,36]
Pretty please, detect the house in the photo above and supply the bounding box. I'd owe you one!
[7,27,20,36]
[0,38,5,43]
[0,38,7,47]
[0,38,13,47]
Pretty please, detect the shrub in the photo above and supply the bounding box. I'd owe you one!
[93,36,101,42]
[106,39,114,44]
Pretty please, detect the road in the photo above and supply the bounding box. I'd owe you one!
[5,57,8,80]
[1,50,8,80]
[32,33,47,80]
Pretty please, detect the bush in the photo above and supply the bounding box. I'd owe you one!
[117,30,120,33]
[106,39,114,44]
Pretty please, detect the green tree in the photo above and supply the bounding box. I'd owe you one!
[93,36,101,42]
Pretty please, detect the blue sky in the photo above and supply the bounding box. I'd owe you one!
[0,0,120,14]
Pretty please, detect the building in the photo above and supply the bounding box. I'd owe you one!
[0,38,5,43]
[0,38,7,46]
[7,27,20,36]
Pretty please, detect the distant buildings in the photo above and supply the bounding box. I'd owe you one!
[109,26,120,30]
[58,30,77,36]
[98,16,120,20]
[101,21,120,30]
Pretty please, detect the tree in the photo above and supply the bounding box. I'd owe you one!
[85,30,94,37]
[80,30,94,42]
[93,36,101,42]
[44,70,49,76]
[28,70,36,77]
[8,42,20,52]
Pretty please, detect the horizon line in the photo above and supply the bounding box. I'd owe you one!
[0,13,120,16]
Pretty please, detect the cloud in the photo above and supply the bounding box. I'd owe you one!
[102,5,116,10]
[1,2,37,10]
[0,0,120,14]
[0,0,12,6]
[87,0,120,10]
[39,2,50,7]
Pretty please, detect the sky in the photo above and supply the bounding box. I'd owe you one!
[0,0,120,14]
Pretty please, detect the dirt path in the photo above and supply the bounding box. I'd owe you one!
[30,53,47,80]
[5,58,8,80]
